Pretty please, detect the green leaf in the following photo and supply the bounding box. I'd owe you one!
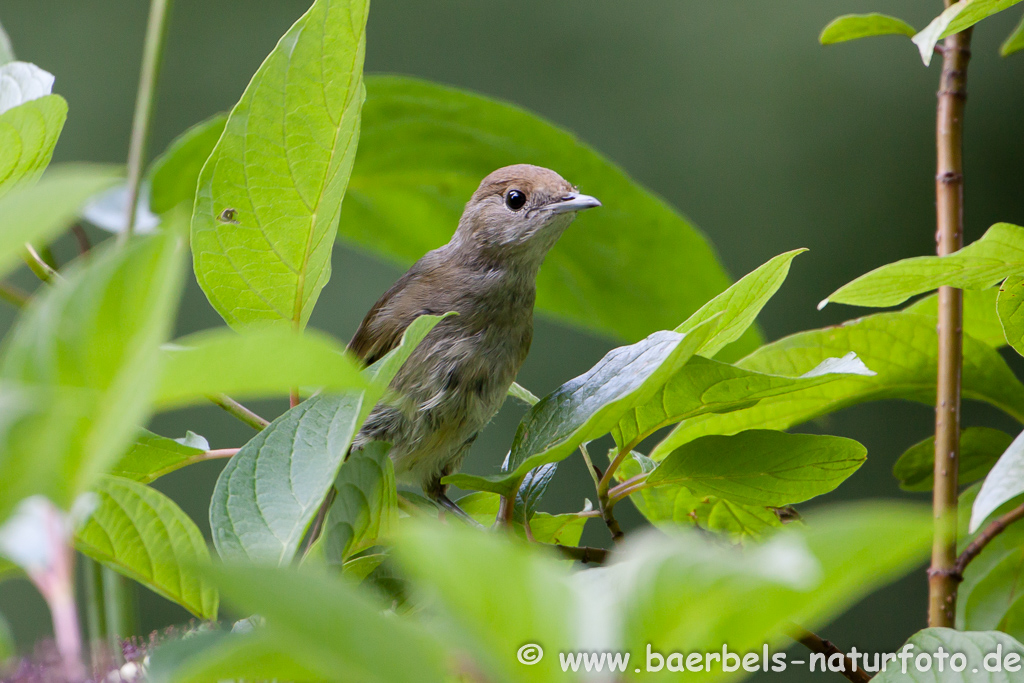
[209,315,445,564]
[74,476,217,619]
[0,231,184,519]
[153,629,323,683]
[0,164,119,280]
[825,223,1024,308]
[894,427,1012,492]
[206,564,448,683]
[155,326,366,409]
[998,274,1024,355]
[394,521,574,683]
[906,287,1006,348]
[647,430,866,507]
[148,114,226,215]
[457,491,589,546]
[191,0,368,330]
[971,429,1024,532]
[345,75,753,352]
[612,352,872,452]
[676,249,805,358]
[915,1,1024,65]
[0,94,67,197]
[0,20,14,65]
[323,441,397,565]
[819,13,917,44]
[445,323,716,498]
[651,312,1024,459]
[108,430,208,484]
[623,502,931,672]
[872,628,1024,682]
[1002,13,1024,55]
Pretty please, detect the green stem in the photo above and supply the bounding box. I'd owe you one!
[102,568,136,661]
[23,244,60,283]
[0,281,29,308]
[82,557,109,674]
[121,0,174,243]
[209,393,270,430]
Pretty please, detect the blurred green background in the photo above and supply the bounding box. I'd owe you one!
[1,1,1023,679]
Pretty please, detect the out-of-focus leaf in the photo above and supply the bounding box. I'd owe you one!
[192,0,368,330]
[0,610,11,662]
[0,231,184,519]
[345,75,754,353]
[148,114,226,214]
[824,223,1024,308]
[894,427,1012,492]
[906,287,1005,348]
[872,628,1024,682]
[1002,14,1024,55]
[971,428,1024,532]
[819,13,917,44]
[646,430,865,507]
[210,315,445,564]
[677,249,805,358]
[154,629,322,683]
[0,99,66,198]
[75,476,217,619]
[914,1,1024,65]
[108,430,208,484]
[155,326,366,408]
[998,274,1024,355]
[206,564,448,683]
[652,312,1024,459]
[0,20,13,66]
[445,323,715,498]
[0,165,118,278]
[324,441,397,565]
[612,352,872,453]
[81,182,159,235]
[343,553,387,582]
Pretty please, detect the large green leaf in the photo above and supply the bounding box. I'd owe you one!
[1003,13,1024,55]
[914,1,1024,65]
[148,114,226,214]
[906,287,1006,348]
[0,95,67,196]
[873,628,1024,682]
[676,249,804,358]
[344,75,752,352]
[893,427,1012,492]
[323,441,397,565]
[611,353,872,452]
[75,476,217,619]
[621,502,931,681]
[109,430,208,484]
[152,629,323,683]
[0,164,119,280]
[0,231,184,519]
[445,323,715,498]
[971,429,1024,532]
[819,13,917,44]
[651,312,1024,459]
[998,274,1024,355]
[191,0,368,330]
[825,223,1024,308]
[205,564,448,683]
[155,326,366,408]
[645,430,866,507]
[210,315,445,564]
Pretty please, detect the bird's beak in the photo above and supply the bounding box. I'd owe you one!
[548,192,601,214]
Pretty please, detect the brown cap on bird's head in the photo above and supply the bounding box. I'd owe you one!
[453,164,601,261]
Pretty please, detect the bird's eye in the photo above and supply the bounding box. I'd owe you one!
[505,189,527,211]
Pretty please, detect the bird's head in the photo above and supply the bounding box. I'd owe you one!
[451,164,600,267]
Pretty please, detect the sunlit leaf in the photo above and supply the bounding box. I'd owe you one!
[75,476,217,619]
[906,287,1005,348]
[998,274,1024,355]
[971,428,1024,532]
[345,75,754,353]
[108,430,209,484]
[1002,14,1024,55]
[457,492,589,546]
[819,13,916,45]
[192,0,368,330]
[894,427,1012,492]
[914,1,1024,65]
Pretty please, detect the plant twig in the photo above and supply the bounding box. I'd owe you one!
[548,544,609,565]
[208,393,270,430]
[929,23,973,629]
[0,281,29,308]
[121,0,173,243]
[952,501,1024,579]
[24,244,60,283]
[71,223,92,255]
[607,472,649,506]
[788,623,872,683]
[290,388,300,408]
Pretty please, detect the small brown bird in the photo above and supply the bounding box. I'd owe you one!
[348,164,600,516]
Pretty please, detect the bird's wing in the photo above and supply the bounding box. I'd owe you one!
[347,261,436,366]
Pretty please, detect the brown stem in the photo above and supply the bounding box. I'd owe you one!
[788,624,872,683]
[302,488,337,558]
[208,393,270,430]
[497,493,515,528]
[71,223,92,255]
[548,544,609,564]
[953,502,1024,579]
[929,23,972,629]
